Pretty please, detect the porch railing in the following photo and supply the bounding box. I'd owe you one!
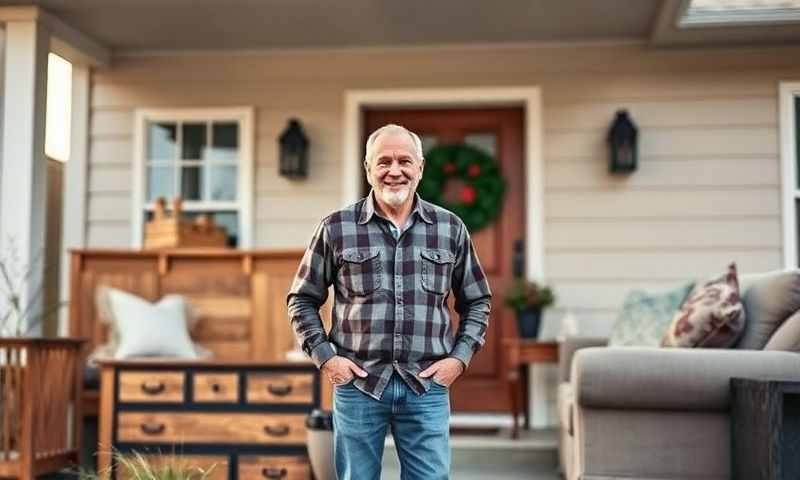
[0,338,84,479]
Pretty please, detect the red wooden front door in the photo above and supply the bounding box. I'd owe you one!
[363,108,525,412]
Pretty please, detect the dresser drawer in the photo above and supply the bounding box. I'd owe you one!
[193,372,239,403]
[238,455,310,480]
[118,371,185,403]
[246,373,314,404]
[118,454,228,480]
[117,412,307,445]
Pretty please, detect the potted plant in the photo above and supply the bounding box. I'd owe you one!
[504,278,556,338]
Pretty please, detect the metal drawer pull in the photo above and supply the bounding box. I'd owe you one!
[263,424,290,437]
[267,383,292,396]
[211,383,221,393]
[140,381,166,395]
[261,467,287,478]
[140,422,166,435]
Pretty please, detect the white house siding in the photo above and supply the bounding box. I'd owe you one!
[88,42,800,337]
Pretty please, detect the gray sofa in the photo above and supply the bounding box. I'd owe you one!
[557,269,800,480]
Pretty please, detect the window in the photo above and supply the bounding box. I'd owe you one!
[780,83,800,268]
[680,0,800,27]
[132,108,254,248]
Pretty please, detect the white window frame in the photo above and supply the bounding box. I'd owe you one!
[131,107,254,248]
[780,82,800,269]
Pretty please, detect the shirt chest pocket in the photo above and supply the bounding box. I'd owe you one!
[420,248,456,295]
[340,248,382,296]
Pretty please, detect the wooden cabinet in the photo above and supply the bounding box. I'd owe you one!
[99,360,321,479]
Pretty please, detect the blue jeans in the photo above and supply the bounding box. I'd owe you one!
[333,372,451,480]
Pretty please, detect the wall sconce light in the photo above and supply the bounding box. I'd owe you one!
[607,110,638,174]
[279,118,309,179]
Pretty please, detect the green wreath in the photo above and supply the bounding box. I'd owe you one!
[418,143,506,233]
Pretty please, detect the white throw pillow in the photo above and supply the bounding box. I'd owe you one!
[107,288,198,359]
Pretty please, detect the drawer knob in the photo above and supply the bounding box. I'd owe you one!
[140,422,166,435]
[263,424,290,437]
[211,383,221,393]
[261,467,287,478]
[267,384,292,396]
[140,381,166,395]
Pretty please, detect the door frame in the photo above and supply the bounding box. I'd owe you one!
[342,86,545,281]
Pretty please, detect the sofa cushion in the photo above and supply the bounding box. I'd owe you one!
[573,347,800,411]
[736,269,800,350]
[764,309,800,352]
[607,282,694,347]
[662,263,745,348]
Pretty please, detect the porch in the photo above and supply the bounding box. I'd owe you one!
[1,1,800,479]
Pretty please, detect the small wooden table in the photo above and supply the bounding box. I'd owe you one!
[501,338,559,439]
[731,377,800,479]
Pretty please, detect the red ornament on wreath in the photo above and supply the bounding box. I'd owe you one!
[467,164,481,177]
[443,162,457,175]
[460,185,477,204]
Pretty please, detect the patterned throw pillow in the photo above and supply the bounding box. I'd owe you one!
[662,263,746,348]
[608,282,695,347]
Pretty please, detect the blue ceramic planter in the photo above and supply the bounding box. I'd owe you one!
[516,308,542,338]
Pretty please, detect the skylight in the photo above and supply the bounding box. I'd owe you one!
[680,0,800,26]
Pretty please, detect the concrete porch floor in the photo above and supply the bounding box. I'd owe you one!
[382,427,560,479]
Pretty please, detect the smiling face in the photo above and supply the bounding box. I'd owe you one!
[364,129,424,209]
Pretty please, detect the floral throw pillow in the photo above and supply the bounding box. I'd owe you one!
[608,282,695,347]
[662,263,746,348]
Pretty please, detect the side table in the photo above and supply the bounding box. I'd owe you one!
[731,377,800,480]
[501,338,559,439]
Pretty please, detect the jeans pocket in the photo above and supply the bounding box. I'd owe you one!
[431,378,450,389]
[333,374,358,388]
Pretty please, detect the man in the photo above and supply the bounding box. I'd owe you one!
[287,124,492,480]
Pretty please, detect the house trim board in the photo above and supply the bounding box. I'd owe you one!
[780,82,800,270]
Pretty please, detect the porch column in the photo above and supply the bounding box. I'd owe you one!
[0,19,50,336]
[58,63,90,336]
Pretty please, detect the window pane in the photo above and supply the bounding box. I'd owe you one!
[211,122,239,160]
[209,165,237,201]
[148,123,177,161]
[182,211,239,247]
[147,165,175,201]
[182,122,207,160]
[464,132,497,157]
[181,166,202,201]
[797,198,800,268]
[796,96,800,190]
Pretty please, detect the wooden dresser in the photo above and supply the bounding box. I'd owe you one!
[98,359,321,480]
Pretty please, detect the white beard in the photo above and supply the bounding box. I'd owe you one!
[379,186,410,207]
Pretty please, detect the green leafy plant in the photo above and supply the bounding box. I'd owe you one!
[504,278,556,313]
[77,448,218,480]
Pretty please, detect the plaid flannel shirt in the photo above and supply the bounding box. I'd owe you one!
[287,192,492,400]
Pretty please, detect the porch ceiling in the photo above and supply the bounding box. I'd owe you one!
[0,0,661,52]
[1,0,798,53]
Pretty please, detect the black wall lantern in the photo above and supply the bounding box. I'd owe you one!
[607,110,638,174]
[279,118,309,179]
